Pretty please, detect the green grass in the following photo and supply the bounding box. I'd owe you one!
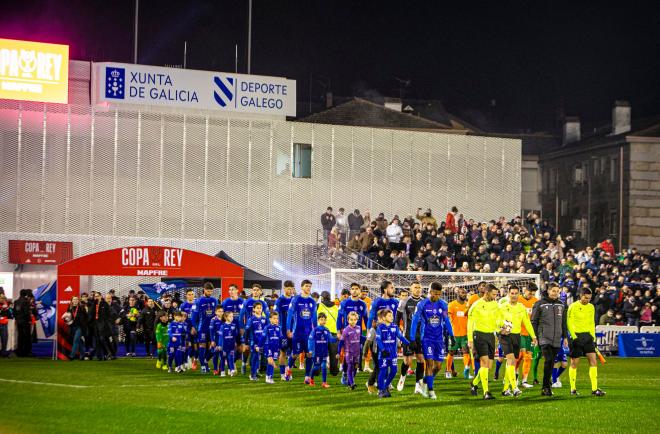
[1,357,659,433]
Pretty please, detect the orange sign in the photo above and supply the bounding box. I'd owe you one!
[0,38,69,104]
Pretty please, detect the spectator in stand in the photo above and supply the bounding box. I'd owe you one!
[386,218,404,244]
[348,209,364,241]
[416,208,437,229]
[393,250,409,270]
[335,208,349,246]
[327,227,340,258]
[599,309,616,326]
[375,213,388,234]
[639,302,654,327]
[0,293,13,357]
[623,294,641,326]
[601,238,616,257]
[445,206,458,234]
[321,206,336,248]
[347,233,362,256]
[66,296,88,360]
[360,212,372,231]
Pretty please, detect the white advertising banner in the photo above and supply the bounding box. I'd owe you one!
[93,62,296,117]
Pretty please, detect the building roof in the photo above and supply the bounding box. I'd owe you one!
[540,115,660,160]
[298,97,469,132]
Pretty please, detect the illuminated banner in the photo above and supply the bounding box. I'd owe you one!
[8,240,74,265]
[0,38,69,103]
[93,62,296,117]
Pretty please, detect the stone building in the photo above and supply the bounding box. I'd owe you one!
[539,101,660,251]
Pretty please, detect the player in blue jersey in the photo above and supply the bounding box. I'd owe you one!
[221,284,245,372]
[275,280,295,380]
[410,282,455,400]
[217,311,239,376]
[209,306,225,376]
[191,283,218,373]
[179,289,198,370]
[338,282,368,384]
[286,279,318,384]
[552,340,569,388]
[263,311,284,384]
[245,302,268,381]
[239,283,270,375]
[367,280,399,329]
[167,311,187,373]
[307,312,336,388]
[376,308,410,398]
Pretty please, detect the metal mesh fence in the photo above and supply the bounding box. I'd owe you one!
[0,100,521,289]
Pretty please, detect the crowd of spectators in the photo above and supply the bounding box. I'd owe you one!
[320,206,660,327]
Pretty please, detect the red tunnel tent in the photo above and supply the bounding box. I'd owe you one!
[55,246,244,360]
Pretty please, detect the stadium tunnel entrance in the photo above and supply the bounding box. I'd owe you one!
[55,246,244,360]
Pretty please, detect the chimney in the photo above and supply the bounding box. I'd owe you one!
[562,116,581,145]
[384,97,402,112]
[325,91,333,108]
[612,100,631,135]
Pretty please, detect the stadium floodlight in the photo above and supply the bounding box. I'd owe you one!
[329,268,541,302]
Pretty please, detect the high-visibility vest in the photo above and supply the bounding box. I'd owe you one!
[317,303,339,334]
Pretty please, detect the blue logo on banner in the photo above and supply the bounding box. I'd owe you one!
[213,76,234,107]
[105,67,125,99]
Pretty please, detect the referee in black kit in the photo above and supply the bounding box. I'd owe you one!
[531,283,568,397]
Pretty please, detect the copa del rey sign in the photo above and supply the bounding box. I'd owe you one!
[121,247,183,276]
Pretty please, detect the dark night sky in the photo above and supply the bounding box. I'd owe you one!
[2,1,659,132]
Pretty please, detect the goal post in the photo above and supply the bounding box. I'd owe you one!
[329,268,542,303]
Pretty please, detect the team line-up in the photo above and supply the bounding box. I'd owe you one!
[153,279,605,399]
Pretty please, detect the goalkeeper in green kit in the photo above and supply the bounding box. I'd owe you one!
[155,310,169,370]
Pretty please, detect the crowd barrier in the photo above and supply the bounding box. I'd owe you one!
[595,325,638,354]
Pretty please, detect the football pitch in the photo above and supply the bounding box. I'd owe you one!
[1,358,659,433]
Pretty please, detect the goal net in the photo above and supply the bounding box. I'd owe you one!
[329,268,542,303]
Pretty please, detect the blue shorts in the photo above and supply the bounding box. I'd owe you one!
[314,355,328,366]
[379,356,398,369]
[423,339,445,361]
[266,347,280,359]
[280,337,292,352]
[292,335,309,354]
[197,327,211,344]
[555,346,567,363]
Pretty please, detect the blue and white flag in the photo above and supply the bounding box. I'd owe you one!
[139,280,188,301]
[33,280,57,337]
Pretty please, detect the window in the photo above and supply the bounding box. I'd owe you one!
[548,167,557,193]
[292,143,312,178]
[573,164,583,185]
[560,199,568,217]
[610,157,617,183]
[609,211,618,237]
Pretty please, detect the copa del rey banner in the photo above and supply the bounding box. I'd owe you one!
[92,62,296,117]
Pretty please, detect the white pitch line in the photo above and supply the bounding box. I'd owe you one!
[0,378,91,389]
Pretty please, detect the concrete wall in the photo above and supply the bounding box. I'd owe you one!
[628,140,660,251]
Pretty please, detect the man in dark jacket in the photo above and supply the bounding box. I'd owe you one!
[89,292,113,360]
[321,206,336,248]
[531,283,568,396]
[13,289,36,357]
[347,209,364,240]
[139,298,158,357]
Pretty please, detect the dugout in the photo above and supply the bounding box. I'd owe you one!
[55,246,244,360]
